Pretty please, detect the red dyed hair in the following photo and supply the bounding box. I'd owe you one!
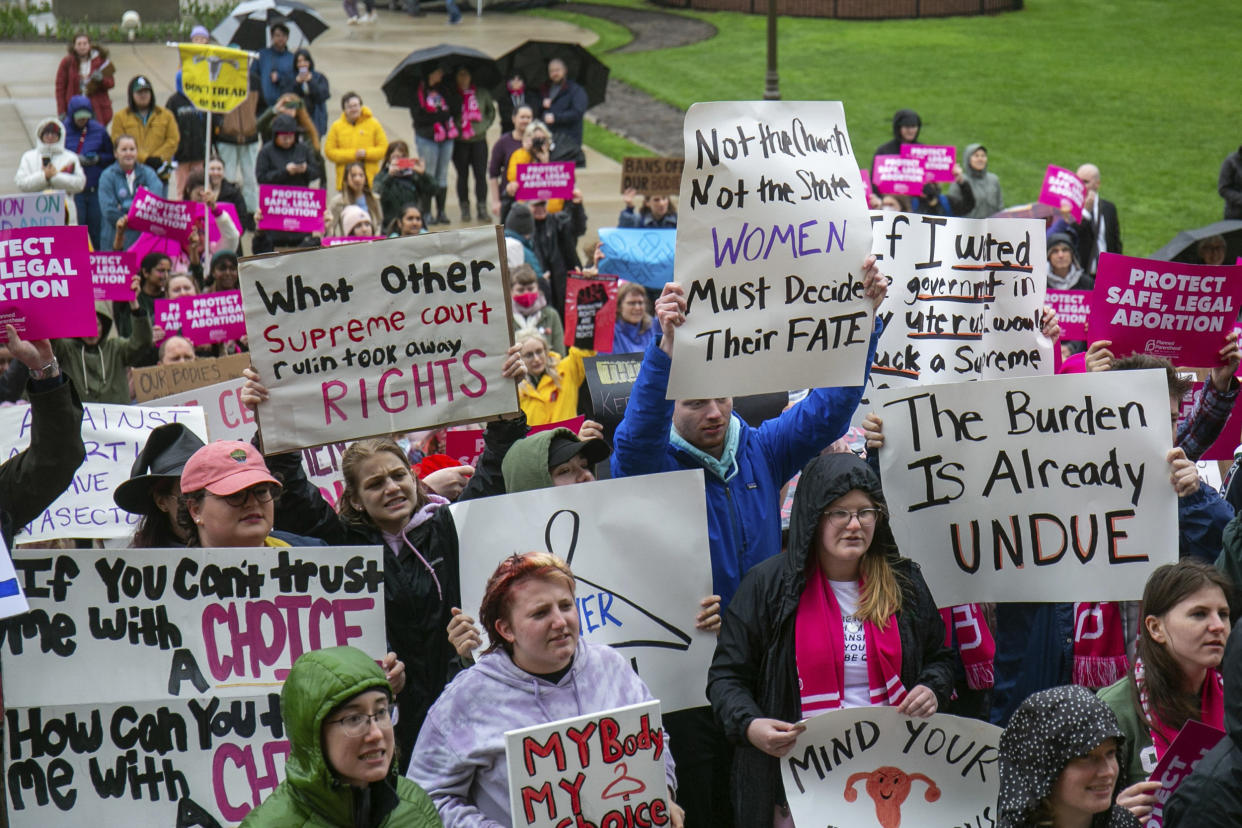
[479,552,575,655]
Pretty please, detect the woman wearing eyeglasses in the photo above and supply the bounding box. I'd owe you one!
[240,646,442,827]
[707,451,954,828]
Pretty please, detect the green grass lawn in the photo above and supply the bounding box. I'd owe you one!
[531,0,1241,257]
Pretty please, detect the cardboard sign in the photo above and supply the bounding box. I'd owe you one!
[901,144,956,183]
[0,192,65,230]
[89,250,136,302]
[2,545,384,827]
[583,353,643,438]
[597,227,675,290]
[258,184,326,234]
[321,235,385,246]
[177,42,251,113]
[564,274,618,352]
[1047,289,1091,340]
[0,533,28,620]
[873,371,1177,605]
[515,161,575,201]
[1088,253,1242,366]
[670,101,874,399]
[782,709,1003,828]
[0,405,207,542]
[242,227,518,454]
[155,290,247,347]
[1146,720,1225,828]
[506,701,671,828]
[1038,165,1085,222]
[453,470,714,712]
[621,157,684,195]
[872,155,925,195]
[0,225,97,340]
[126,187,197,243]
[131,352,251,403]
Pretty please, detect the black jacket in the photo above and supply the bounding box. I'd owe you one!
[706,452,954,827]
[217,178,255,235]
[267,415,527,769]
[1220,148,1242,220]
[255,135,323,187]
[1164,625,1242,827]
[166,89,207,163]
[410,81,460,142]
[1075,197,1122,273]
[532,201,587,314]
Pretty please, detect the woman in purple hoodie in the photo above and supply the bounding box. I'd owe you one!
[408,552,685,827]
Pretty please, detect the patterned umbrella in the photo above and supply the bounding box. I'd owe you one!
[211,0,329,51]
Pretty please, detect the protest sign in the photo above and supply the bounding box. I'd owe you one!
[782,708,1002,828]
[126,187,197,243]
[872,155,925,195]
[139,378,253,441]
[670,101,874,398]
[258,185,326,234]
[506,701,671,828]
[1178,377,1242,463]
[321,235,384,246]
[89,250,136,302]
[242,227,517,453]
[454,470,713,712]
[583,353,643,438]
[0,225,96,340]
[873,370,1177,605]
[1038,165,1085,222]
[177,42,251,113]
[0,534,28,620]
[515,161,575,201]
[0,192,64,230]
[155,290,247,347]
[1047,289,1091,340]
[860,168,872,205]
[1088,253,1242,366]
[564,274,618,352]
[597,227,674,290]
[0,404,207,542]
[901,144,956,183]
[621,157,684,195]
[1146,720,1225,828]
[131,352,251,403]
[445,428,486,466]
[2,545,384,827]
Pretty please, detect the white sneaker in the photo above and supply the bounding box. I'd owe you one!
[362,11,376,21]
[347,15,359,23]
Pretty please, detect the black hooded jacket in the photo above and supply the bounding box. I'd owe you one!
[706,452,954,827]
[1163,625,1242,826]
[872,108,922,161]
[255,114,323,186]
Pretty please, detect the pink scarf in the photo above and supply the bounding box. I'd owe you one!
[459,85,482,140]
[419,84,458,143]
[1073,602,1130,688]
[1135,656,1225,760]
[940,604,996,690]
[795,566,905,716]
[379,494,448,600]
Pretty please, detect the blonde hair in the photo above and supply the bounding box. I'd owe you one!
[338,438,426,526]
[857,547,902,628]
[516,330,561,391]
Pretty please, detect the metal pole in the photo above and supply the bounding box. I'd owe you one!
[763,0,780,100]
[204,109,212,273]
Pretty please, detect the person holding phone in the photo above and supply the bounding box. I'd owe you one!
[15,118,85,216]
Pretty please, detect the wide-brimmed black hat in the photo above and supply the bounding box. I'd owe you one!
[113,423,206,514]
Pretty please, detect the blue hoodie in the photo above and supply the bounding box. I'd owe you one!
[62,95,114,189]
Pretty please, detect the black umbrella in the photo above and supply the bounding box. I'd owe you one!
[212,0,329,51]
[382,44,501,108]
[1150,219,1242,264]
[495,40,609,109]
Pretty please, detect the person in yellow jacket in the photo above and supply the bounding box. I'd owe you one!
[110,75,179,175]
[515,330,594,426]
[324,91,388,190]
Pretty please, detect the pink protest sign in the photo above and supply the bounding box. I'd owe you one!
[1183,375,1242,461]
[126,187,197,243]
[0,225,97,339]
[901,144,956,183]
[155,291,247,346]
[859,168,872,205]
[444,429,486,467]
[1146,719,1225,827]
[1038,165,1085,222]
[1046,289,1091,340]
[515,162,575,201]
[530,416,586,436]
[89,250,136,302]
[258,185,327,233]
[193,200,242,248]
[1089,252,1242,366]
[871,155,924,195]
[321,236,385,247]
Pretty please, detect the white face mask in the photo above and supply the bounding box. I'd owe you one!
[396,437,411,453]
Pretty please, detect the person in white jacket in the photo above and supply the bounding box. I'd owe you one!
[15,117,86,222]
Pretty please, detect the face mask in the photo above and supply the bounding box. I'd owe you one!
[513,292,539,309]
[397,437,411,453]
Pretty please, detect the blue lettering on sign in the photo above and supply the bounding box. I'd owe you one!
[576,591,622,634]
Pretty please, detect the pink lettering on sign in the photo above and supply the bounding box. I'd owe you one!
[516,162,576,201]
[1088,252,1242,366]
[1038,165,1085,222]
[126,187,197,243]
[901,144,956,183]
[871,155,924,195]
[258,185,327,233]
[1146,720,1224,827]
[212,739,291,822]
[0,225,98,339]
[89,250,137,302]
[155,291,247,346]
[1046,289,1091,340]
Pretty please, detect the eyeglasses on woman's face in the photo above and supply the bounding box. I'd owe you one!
[821,507,884,527]
[326,704,395,737]
[211,483,279,508]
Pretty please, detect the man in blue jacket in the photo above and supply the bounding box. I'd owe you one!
[254,22,296,109]
[62,95,114,249]
[539,59,588,167]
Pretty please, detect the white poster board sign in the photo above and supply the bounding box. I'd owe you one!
[0,404,207,542]
[0,533,28,619]
[781,708,1002,828]
[873,370,1177,605]
[241,228,518,453]
[453,470,714,712]
[506,700,671,828]
[669,101,874,399]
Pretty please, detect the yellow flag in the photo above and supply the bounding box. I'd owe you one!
[177,43,252,113]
